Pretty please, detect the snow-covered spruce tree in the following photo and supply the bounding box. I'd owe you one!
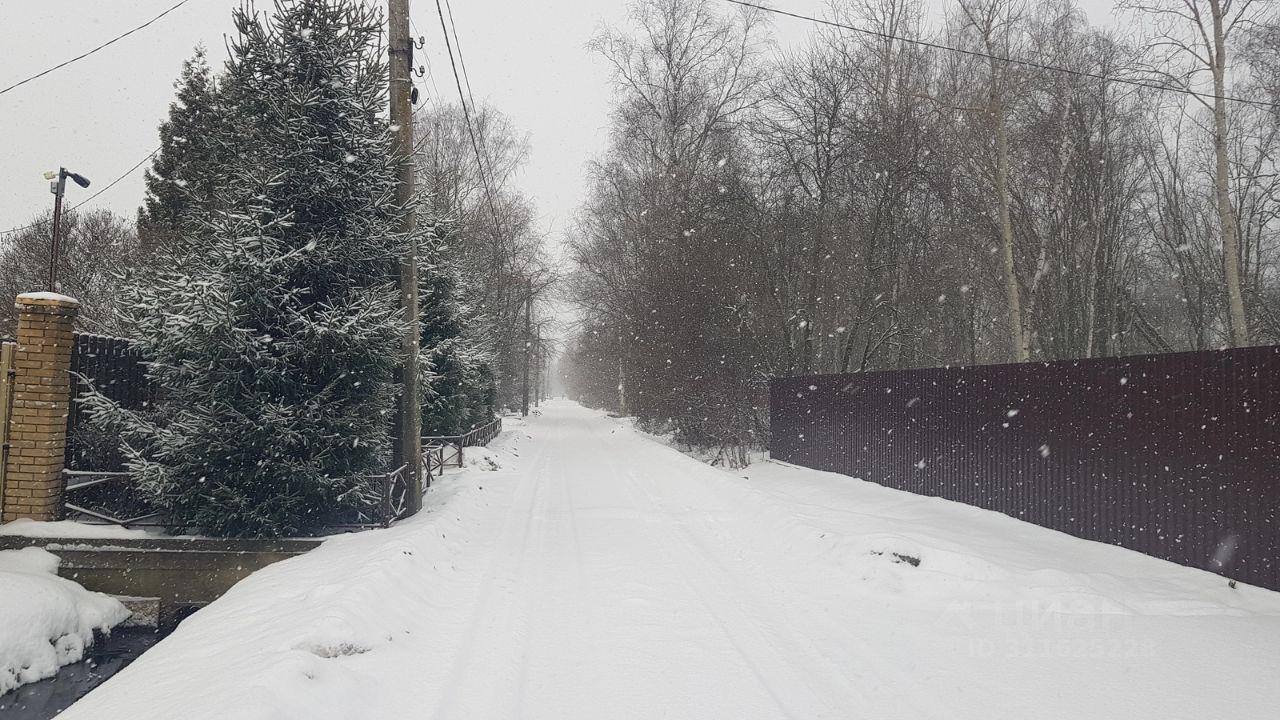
[87,0,405,537]
[418,218,496,434]
[137,46,224,254]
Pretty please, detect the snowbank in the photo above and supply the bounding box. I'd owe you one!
[462,446,501,471]
[623,414,1276,614]
[629,419,768,468]
[0,548,130,695]
[0,519,157,540]
[736,459,1280,615]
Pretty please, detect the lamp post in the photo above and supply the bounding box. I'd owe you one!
[43,167,90,291]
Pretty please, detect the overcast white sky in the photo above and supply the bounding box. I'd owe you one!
[0,0,1120,243]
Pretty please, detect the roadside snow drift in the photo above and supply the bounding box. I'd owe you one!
[59,401,1280,719]
[0,547,130,695]
[0,519,157,540]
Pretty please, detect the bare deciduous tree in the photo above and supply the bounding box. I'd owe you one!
[1120,0,1272,346]
[0,209,141,335]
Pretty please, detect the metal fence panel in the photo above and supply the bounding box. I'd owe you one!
[770,346,1280,591]
[67,333,150,469]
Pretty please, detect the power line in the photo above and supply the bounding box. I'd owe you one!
[0,148,159,237]
[406,22,440,150]
[442,0,481,125]
[409,16,442,104]
[440,0,513,259]
[432,0,505,235]
[440,0,496,195]
[722,0,1279,111]
[76,148,161,210]
[0,0,198,97]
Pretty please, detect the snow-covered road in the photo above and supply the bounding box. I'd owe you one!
[62,401,1280,719]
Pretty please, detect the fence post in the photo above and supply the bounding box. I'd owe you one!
[1,293,79,523]
[381,470,393,527]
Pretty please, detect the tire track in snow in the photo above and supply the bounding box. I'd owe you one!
[508,415,601,718]
[429,426,552,720]
[596,456,834,718]
[437,408,936,718]
[618,459,944,719]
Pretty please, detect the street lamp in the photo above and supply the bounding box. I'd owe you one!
[43,168,91,291]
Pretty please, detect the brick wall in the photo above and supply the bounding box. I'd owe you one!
[1,293,78,522]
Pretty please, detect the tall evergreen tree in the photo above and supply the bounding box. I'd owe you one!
[418,219,496,434]
[137,46,223,253]
[90,0,406,537]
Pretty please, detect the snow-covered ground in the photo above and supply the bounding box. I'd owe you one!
[0,548,130,695]
[0,519,157,539]
[58,400,1280,719]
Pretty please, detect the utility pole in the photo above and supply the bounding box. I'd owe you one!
[44,168,90,291]
[522,278,532,417]
[388,0,423,507]
[533,338,541,409]
[617,330,627,414]
[49,186,64,291]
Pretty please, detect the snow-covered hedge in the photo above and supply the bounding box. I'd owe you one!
[0,547,130,695]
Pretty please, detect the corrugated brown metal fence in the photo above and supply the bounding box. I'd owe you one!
[770,346,1280,591]
[66,333,151,469]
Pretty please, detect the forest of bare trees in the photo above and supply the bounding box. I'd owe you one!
[413,101,556,411]
[564,0,1280,462]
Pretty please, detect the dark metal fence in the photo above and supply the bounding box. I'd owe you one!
[67,333,151,469]
[770,346,1280,591]
[68,463,416,531]
[422,415,504,476]
[62,470,161,527]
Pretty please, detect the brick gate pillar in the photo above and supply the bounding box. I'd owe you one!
[1,292,78,523]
